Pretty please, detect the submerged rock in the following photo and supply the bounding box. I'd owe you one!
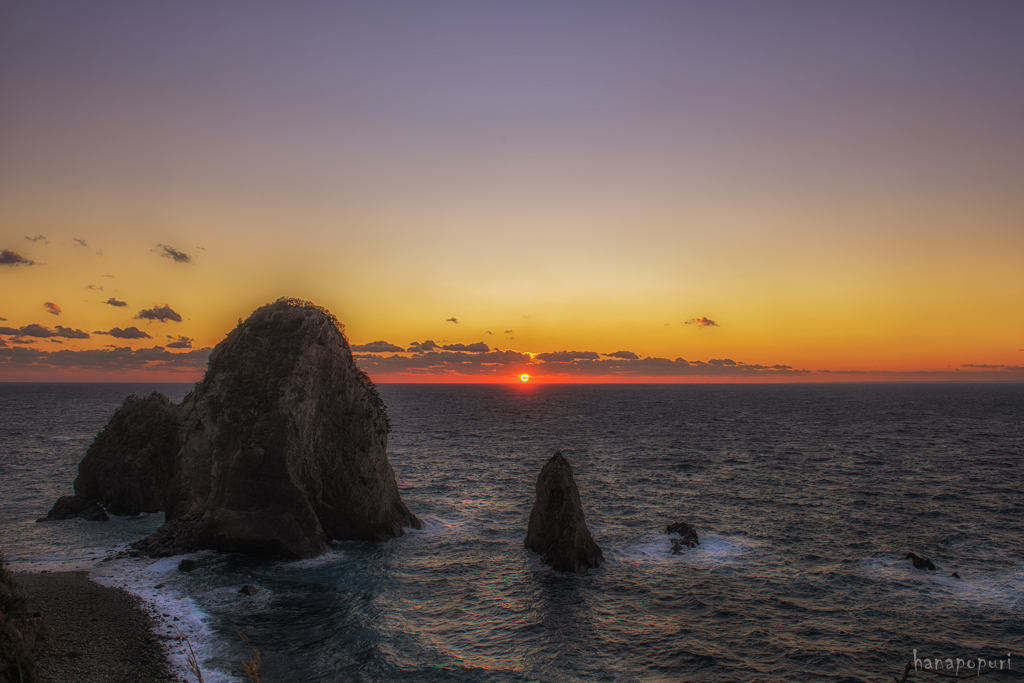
[666,521,699,551]
[49,298,421,559]
[905,552,937,571]
[524,451,604,574]
[38,495,109,522]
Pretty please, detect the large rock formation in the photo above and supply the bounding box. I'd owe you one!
[524,451,604,574]
[48,298,421,558]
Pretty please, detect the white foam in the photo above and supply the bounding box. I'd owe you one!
[856,557,1024,610]
[285,549,345,569]
[615,532,767,566]
[91,554,235,683]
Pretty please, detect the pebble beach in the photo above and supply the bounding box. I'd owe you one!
[17,571,181,683]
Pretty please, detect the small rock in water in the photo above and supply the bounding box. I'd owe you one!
[905,552,937,571]
[239,584,259,596]
[154,584,165,589]
[951,571,961,580]
[38,495,110,522]
[666,521,699,550]
[178,559,197,572]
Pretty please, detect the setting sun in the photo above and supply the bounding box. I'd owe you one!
[520,374,530,382]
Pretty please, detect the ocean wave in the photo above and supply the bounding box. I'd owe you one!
[614,532,768,566]
[92,554,236,683]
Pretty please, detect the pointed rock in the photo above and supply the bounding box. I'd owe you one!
[524,451,603,573]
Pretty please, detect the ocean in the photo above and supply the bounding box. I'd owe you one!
[1,382,1021,682]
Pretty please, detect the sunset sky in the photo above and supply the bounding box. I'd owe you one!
[2,2,1022,382]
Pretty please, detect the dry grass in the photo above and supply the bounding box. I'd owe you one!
[1,552,48,683]
[174,629,261,683]
[237,632,260,683]
[174,628,204,683]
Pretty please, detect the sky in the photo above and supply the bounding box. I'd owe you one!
[2,1,1023,382]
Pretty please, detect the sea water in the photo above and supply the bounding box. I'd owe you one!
[1,382,1021,682]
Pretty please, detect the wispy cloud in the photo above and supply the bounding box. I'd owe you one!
[155,244,192,263]
[104,298,128,307]
[355,348,533,377]
[0,324,90,339]
[166,335,193,349]
[72,238,89,248]
[1,249,37,266]
[95,326,152,339]
[604,350,639,360]
[351,340,406,353]
[446,317,459,324]
[684,317,718,327]
[24,235,48,245]
[43,302,61,316]
[407,340,440,353]
[0,345,212,372]
[136,304,183,323]
[86,284,103,291]
[535,350,601,362]
[441,342,490,353]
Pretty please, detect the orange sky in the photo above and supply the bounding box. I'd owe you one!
[2,3,1023,383]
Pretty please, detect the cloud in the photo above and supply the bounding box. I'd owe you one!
[504,330,513,334]
[166,336,193,349]
[1,249,36,266]
[24,235,48,244]
[685,317,719,327]
[72,238,89,248]
[104,298,128,307]
[407,340,440,353]
[0,338,5,347]
[55,325,90,339]
[156,244,192,263]
[95,326,152,340]
[0,344,212,372]
[446,317,459,324]
[485,331,493,335]
[351,340,406,353]
[86,284,103,291]
[441,342,490,353]
[535,350,602,362]
[44,302,61,316]
[136,304,183,323]
[0,324,89,339]
[10,337,33,345]
[708,358,737,366]
[0,317,6,321]
[604,350,639,360]
[355,348,534,376]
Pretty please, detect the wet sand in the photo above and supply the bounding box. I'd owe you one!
[17,571,182,683]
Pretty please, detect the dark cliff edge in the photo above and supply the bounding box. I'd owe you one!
[45,298,421,559]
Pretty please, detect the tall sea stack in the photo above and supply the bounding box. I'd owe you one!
[50,298,421,558]
[524,451,604,574]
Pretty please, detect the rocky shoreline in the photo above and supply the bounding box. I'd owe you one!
[16,571,181,683]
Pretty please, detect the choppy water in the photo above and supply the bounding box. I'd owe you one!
[1,382,1022,682]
